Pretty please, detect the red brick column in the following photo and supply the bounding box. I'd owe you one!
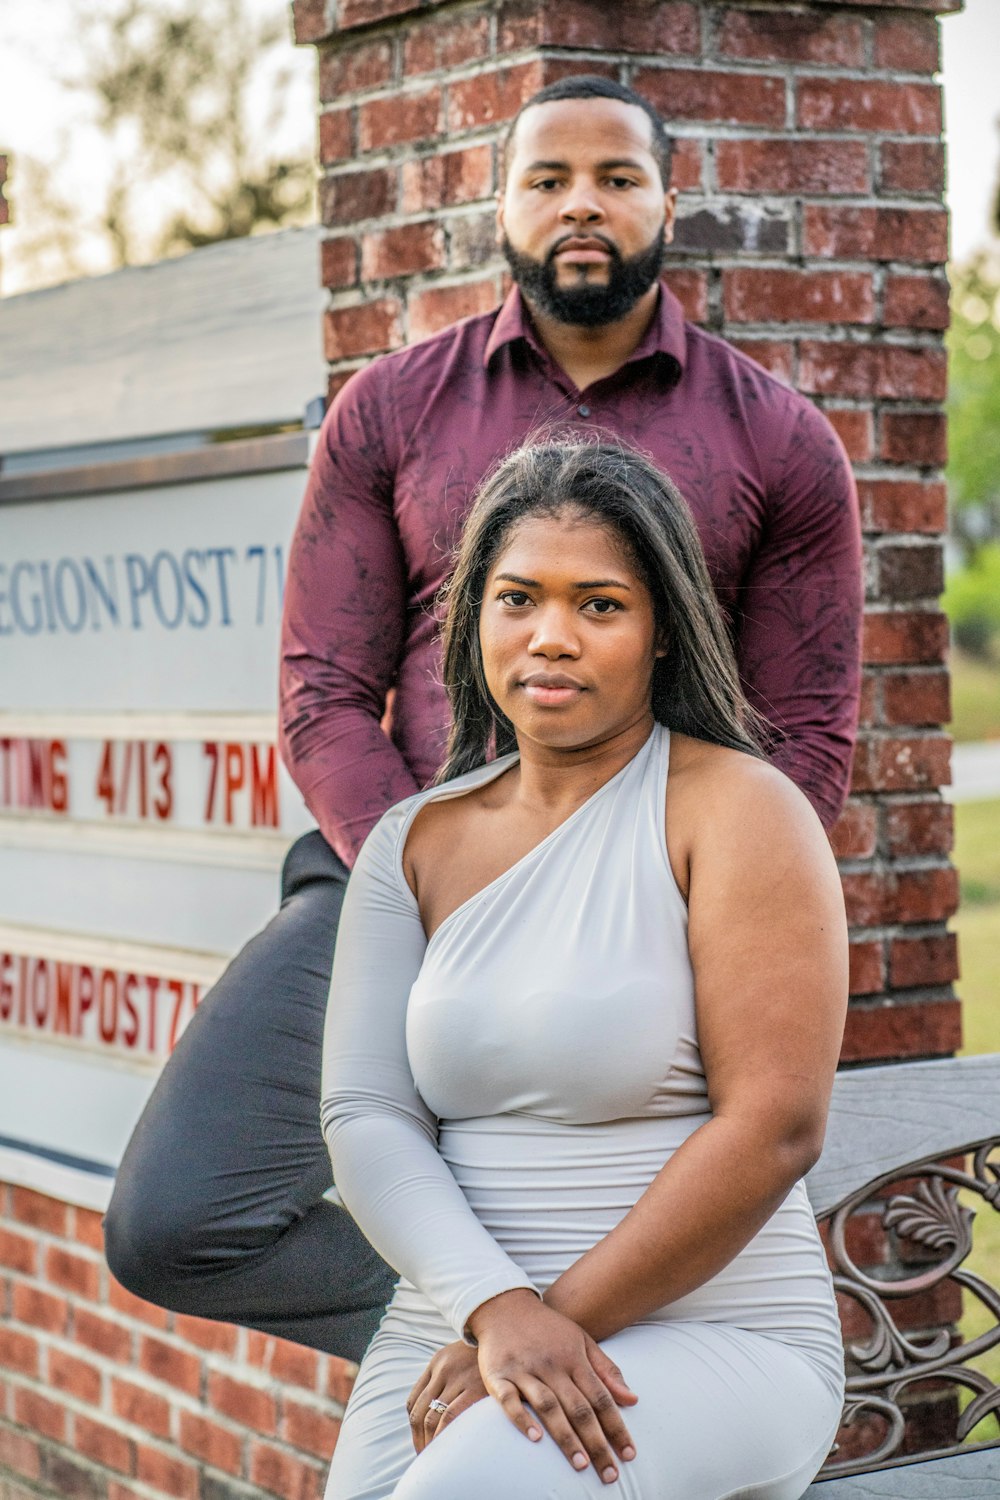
[0,154,10,227]
[295,0,961,1064]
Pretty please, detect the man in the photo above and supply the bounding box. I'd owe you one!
[105,76,862,1362]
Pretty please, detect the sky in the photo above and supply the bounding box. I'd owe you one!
[0,0,998,296]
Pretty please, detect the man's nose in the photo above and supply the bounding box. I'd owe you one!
[560,181,604,224]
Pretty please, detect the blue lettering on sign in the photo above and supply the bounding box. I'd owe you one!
[0,565,13,636]
[151,550,184,630]
[181,550,209,628]
[10,562,43,635]
[1,545,288,637]
[83,557,120,630]
[54,559,87,633]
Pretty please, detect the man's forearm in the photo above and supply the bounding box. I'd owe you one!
[280,698,419,867]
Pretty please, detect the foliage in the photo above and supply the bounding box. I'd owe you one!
[1,0,316,292]
[947,249,1000,541]
[72,0,315,265]
[952,798,1000,1402]
[943,544,1000,657]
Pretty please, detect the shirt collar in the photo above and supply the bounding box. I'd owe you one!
[483,281,688,379]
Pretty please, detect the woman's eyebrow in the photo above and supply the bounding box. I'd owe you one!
[494,573,632,590]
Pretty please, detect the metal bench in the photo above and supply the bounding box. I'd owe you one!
[802,1054,1000,1498]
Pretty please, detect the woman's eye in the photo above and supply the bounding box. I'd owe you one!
[584,598,622,615]
[499,590,531,607]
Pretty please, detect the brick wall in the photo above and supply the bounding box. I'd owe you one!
[0,1185,355,1500]
[0,2,963,1496]
[297,0,961,1064]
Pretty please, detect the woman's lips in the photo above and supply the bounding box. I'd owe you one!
[520,681,585,706]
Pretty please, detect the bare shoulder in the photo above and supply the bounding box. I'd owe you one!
[667,733,832,863]
[401,770,515,897]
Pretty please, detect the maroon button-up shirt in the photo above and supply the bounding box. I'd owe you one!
[281,284,862,865]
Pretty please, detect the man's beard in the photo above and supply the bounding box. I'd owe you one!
[502,226,666,328]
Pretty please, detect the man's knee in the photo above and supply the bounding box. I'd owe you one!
[103,1167,208,1308]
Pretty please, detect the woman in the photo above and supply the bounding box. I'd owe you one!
[321,441,848,1500]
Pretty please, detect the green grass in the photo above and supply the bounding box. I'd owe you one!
[949,650,1000,743]
[955,800,1000,1039]
[952,799,1000,1436]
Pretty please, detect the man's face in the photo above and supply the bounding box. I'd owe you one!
[497,97,677,328]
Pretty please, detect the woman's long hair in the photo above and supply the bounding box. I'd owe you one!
[437,440,766,783]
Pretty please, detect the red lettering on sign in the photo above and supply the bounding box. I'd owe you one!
[117,742,133,814]
[77,965,95,1032]
[0,954,204,1059]
[50,741,69,812]
[167,979,186,1052]
[17,956,28,1027]
[146,975,160,1051]
[152,742,172,820]
[0,741,12,804]
[0,953,12,1020]
[99,969,118,1044]
[250,744,279,828]
[203,741,220,822]
[0,739,72,814]
[224,743,245,825]
[96,741,115,814]
[54,962,74,1035]
[122,973,140,1049]
[28,742,47,808]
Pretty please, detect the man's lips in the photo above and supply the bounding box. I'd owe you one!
[552,237,614,264]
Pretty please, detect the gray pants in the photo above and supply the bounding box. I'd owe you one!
[103,832,397,1363]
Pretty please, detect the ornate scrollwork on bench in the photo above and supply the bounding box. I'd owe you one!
[817,1137,1000,1478]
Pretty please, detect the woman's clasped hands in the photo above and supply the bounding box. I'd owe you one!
[406,1289,637,1486]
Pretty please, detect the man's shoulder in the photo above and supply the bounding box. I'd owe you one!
[682,319,845,461]
[683,320,804,410]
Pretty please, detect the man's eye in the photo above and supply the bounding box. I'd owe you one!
[607,177,636,189]
[532,178,561,191]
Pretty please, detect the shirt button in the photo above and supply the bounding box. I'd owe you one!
[577,404,591,417]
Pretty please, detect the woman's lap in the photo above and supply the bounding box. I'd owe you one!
[325,1319,841,1500]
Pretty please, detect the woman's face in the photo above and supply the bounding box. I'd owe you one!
[479,510,662,753]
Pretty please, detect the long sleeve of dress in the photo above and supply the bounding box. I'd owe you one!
[737,397,863,831]
[279,367,420,867]
[320,805,539,1337]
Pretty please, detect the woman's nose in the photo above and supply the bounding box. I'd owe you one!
[528,607,581,658]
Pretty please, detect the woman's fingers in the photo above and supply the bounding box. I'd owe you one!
[407,1342,486,1453]
[532,1372,630,1484]
[587,1340,638,1408]
[406,1374,446,1454]
[488,1368,631,1486]
[431,1386,484,1443]
[489,1376,544,1445]
[575,1367,636,1465]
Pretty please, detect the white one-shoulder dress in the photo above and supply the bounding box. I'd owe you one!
[321,726,845,1500]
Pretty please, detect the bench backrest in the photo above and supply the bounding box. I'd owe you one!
[804,1054,1000,1480]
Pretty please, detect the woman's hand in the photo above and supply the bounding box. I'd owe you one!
[467,1289,637,1486]
[406,1342,487,1453]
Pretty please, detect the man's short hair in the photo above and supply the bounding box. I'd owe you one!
[503,75,674,188]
